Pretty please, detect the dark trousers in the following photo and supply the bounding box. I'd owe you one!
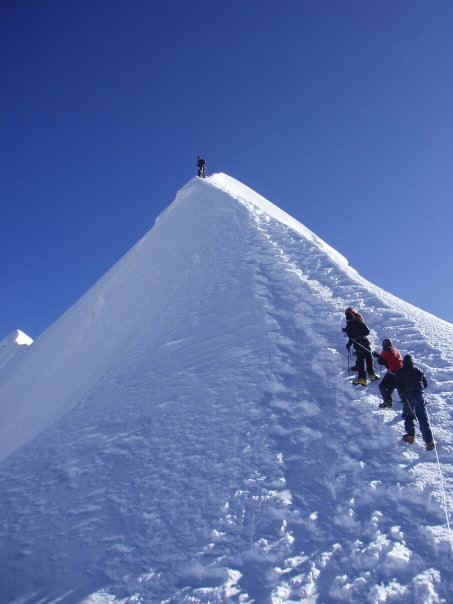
[355,345,374,379]
[402,391,433,444]
[379,372,401,405]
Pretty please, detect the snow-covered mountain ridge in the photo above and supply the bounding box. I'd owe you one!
[0,174,451,603]
[209,174,453,361]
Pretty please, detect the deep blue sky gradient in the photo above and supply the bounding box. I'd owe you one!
[2,1,453,340]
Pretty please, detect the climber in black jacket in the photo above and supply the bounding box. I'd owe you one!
[343,307,378,386]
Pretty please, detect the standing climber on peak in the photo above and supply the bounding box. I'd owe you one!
[372,338,403,408]
[396,354,435,450]
[197,156,206,178]
[343,307,379,386]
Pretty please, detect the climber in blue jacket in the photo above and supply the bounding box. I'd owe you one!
[396,354,435,450]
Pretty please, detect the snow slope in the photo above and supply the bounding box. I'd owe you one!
[0,329,33,382]
[0,174,452,603]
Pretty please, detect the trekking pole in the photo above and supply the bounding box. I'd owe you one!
[375,353,382,378]
[347,347,351,372]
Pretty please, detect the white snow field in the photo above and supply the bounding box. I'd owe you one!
[0,173,452,603]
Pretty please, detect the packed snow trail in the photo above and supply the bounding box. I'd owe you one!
[0,174,452,602]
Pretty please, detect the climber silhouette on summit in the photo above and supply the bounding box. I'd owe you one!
[197,156,206,178]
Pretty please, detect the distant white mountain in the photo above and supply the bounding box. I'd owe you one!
[0,174,451,603]
[0,329,33,378]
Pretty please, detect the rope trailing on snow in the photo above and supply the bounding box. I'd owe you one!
[425,404,453,556]
[343,322,450,549]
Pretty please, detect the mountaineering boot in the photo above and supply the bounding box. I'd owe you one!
[402,434,415,444]
[352,377,367,386]
[425,441,435,451]
[379,402,392,409]
[368,373,380,381]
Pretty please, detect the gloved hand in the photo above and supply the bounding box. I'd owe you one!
[372,351,379,358]
[346,342,352,350]
[342,327,347,333]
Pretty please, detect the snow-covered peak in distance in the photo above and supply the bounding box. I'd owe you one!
[0,329,33,374]
[0,174,452,602]
[15,329,34,346]
[0,328,33,353]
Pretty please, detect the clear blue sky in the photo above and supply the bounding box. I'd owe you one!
[2,1,453,340]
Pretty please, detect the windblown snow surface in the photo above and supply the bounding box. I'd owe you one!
[0,174,452,603]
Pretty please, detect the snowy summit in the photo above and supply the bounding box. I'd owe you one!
[0,174,452,602]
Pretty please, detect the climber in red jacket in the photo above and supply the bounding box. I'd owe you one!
[372,338,403,408]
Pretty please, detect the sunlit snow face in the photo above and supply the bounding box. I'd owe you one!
[15,330,33,346]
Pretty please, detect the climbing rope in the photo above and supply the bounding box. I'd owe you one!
[343,317,451,552]
[425,404,453,555]
[349,337,372,354]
